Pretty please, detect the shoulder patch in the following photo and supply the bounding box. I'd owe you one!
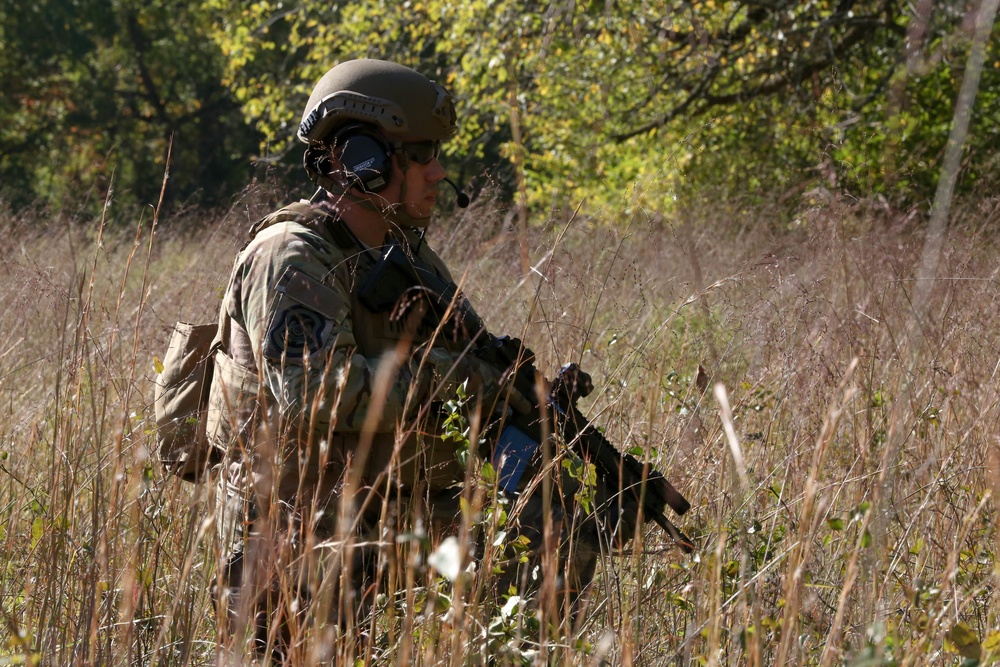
[275,267,347,322]
[263,306,333,363]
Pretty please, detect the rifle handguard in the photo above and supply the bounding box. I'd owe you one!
[551,363,694,553]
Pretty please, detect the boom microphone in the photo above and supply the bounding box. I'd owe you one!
[443,178,470,208]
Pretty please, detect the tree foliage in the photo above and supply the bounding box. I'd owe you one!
[1,0,997,217]
[207,0,998,216]
[0,0,258,212]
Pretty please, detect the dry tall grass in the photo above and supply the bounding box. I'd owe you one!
[2,188,999,666]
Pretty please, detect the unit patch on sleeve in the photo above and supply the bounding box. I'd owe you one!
[262,267,346,362]
[264,306,333,361]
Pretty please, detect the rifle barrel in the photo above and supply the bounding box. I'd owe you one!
[650,510,695,554]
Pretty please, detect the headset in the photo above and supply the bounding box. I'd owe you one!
[307,123,471,208]
[330,123,394,194]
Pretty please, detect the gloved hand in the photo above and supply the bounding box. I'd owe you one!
[414,347,533,416]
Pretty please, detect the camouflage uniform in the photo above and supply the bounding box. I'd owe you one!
[205,198,501,651]
[206,201,474,496]
[205,198,608,658]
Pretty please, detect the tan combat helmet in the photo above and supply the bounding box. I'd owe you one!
[298,59,457,145]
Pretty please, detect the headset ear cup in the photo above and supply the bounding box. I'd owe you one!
[336,130,394,194]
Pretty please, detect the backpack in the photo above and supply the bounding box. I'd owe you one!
[153,321,223,482]
[152,201,336,481]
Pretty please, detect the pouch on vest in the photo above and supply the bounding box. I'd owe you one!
[153,321,222,482]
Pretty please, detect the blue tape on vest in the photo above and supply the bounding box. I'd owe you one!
[492,424,540,494]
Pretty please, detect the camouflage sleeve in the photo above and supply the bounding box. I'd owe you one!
[233,225,427,434]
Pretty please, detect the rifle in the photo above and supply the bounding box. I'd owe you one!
[359,242,694,553]
[476,336,694,553]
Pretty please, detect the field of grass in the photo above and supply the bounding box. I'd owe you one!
[2,188,999,666]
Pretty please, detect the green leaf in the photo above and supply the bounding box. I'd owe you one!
[982,629,1000,655]
[827,517,844,531]
[945,622,982,660]
[30,516,44,549]
[481,462,496,484]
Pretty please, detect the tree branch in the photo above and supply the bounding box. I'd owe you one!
[610,4,898,142]
[123,11,169,126]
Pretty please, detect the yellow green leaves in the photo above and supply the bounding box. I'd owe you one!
[944,622,981,661]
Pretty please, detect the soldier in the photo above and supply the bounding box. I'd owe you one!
[205,59,606,662]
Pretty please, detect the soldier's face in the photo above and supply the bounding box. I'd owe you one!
[383,144,447,219]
